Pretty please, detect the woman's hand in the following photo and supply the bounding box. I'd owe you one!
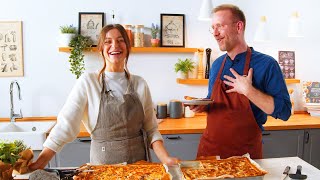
[28,147,56,171]
[163,156,180,166]
[152,140,180,166]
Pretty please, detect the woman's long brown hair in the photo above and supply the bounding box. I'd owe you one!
[97,24,131,82]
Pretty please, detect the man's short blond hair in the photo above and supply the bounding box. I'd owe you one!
[213,4,246,30]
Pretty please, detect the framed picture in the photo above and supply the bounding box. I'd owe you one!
[0,21,24,77]
[79,12,105,46]
[160,14,185,47]
[278,51,295,79]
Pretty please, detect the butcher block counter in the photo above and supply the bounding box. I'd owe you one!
[76,113,320,137]
[1,113,320,137]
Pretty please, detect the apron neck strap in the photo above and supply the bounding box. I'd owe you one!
[243,46,252,76]
[216,46,252,79]
[101,73,106,93]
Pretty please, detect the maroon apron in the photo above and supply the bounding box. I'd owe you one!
[197,47,262,159]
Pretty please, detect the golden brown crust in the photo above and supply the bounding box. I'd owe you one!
[182,157,267,179]
[74,161,171,180]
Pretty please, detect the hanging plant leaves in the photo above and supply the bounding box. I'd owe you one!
[69,35,93,79]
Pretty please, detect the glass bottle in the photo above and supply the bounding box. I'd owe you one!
[124,24,133,47]
[134,25,144,47]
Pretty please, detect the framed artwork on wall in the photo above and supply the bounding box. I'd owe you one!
[79,12,105,46]
[0,21,24,77]
[160,14,185,47]
[278,51,295,79]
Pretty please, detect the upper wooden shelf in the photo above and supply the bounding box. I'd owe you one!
[59,47,203,53]
[177,78,301,85]
[176,78,209,85]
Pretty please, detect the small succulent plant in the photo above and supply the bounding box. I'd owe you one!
[60,24,77,34]
[151,23,160,39]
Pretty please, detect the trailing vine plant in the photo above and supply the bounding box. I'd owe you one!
[69,35,93,79]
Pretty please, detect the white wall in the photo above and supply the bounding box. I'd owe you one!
[1,0,319,117]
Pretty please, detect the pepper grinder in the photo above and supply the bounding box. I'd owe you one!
[205,48,212,79]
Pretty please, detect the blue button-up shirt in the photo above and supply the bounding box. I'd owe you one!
[206,47,291,130]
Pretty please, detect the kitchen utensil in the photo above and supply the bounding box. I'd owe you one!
[289,165,307,179]
[44,168,94,180]
[205,48,211,79]
[281,166,290,180]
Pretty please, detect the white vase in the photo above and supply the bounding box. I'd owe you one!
[59,33,76,47]
[177,71,188,79]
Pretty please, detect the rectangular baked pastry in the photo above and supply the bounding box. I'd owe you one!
[74,161,171,180]
[181,157,267,180]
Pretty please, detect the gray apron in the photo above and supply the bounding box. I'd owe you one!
[90,73,150,164]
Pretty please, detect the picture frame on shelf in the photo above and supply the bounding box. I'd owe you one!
[0,21,24,77]
[160,14,185,47]
[79,12,105,46]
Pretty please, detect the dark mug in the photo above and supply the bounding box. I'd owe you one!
[156,103,167,119]
[169,100,183,119]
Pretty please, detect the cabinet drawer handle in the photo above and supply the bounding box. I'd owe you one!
[262,132,271,136]
[166,136,182,140]
[78,139,91,142]
[305,131,310,144]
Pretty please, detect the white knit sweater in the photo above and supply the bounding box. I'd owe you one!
[44,71,162,152]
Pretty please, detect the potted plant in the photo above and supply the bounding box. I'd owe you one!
[59,24,77,47]
[174,58,195,79]
[150,23,160,47]
[0,140,33,180]
[68,35,93,79]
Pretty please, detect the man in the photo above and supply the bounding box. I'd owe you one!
[191,4,291,159]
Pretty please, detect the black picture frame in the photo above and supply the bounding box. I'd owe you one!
[160,14,185,47]
[79,12,105,46]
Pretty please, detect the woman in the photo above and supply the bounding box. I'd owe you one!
[30,24,178,169]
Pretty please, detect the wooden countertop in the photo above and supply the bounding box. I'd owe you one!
[2,114,320,137]
[77,113,320,136]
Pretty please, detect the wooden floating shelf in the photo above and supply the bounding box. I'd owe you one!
[285,79,301,84]
[177,78,300,85]
[176,78,209,85]
[59,47,202,53]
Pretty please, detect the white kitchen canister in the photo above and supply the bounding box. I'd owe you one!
[184,106,195,118]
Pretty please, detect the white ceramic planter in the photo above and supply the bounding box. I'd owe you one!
[177,71,188,79]
[59,33,76,47]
